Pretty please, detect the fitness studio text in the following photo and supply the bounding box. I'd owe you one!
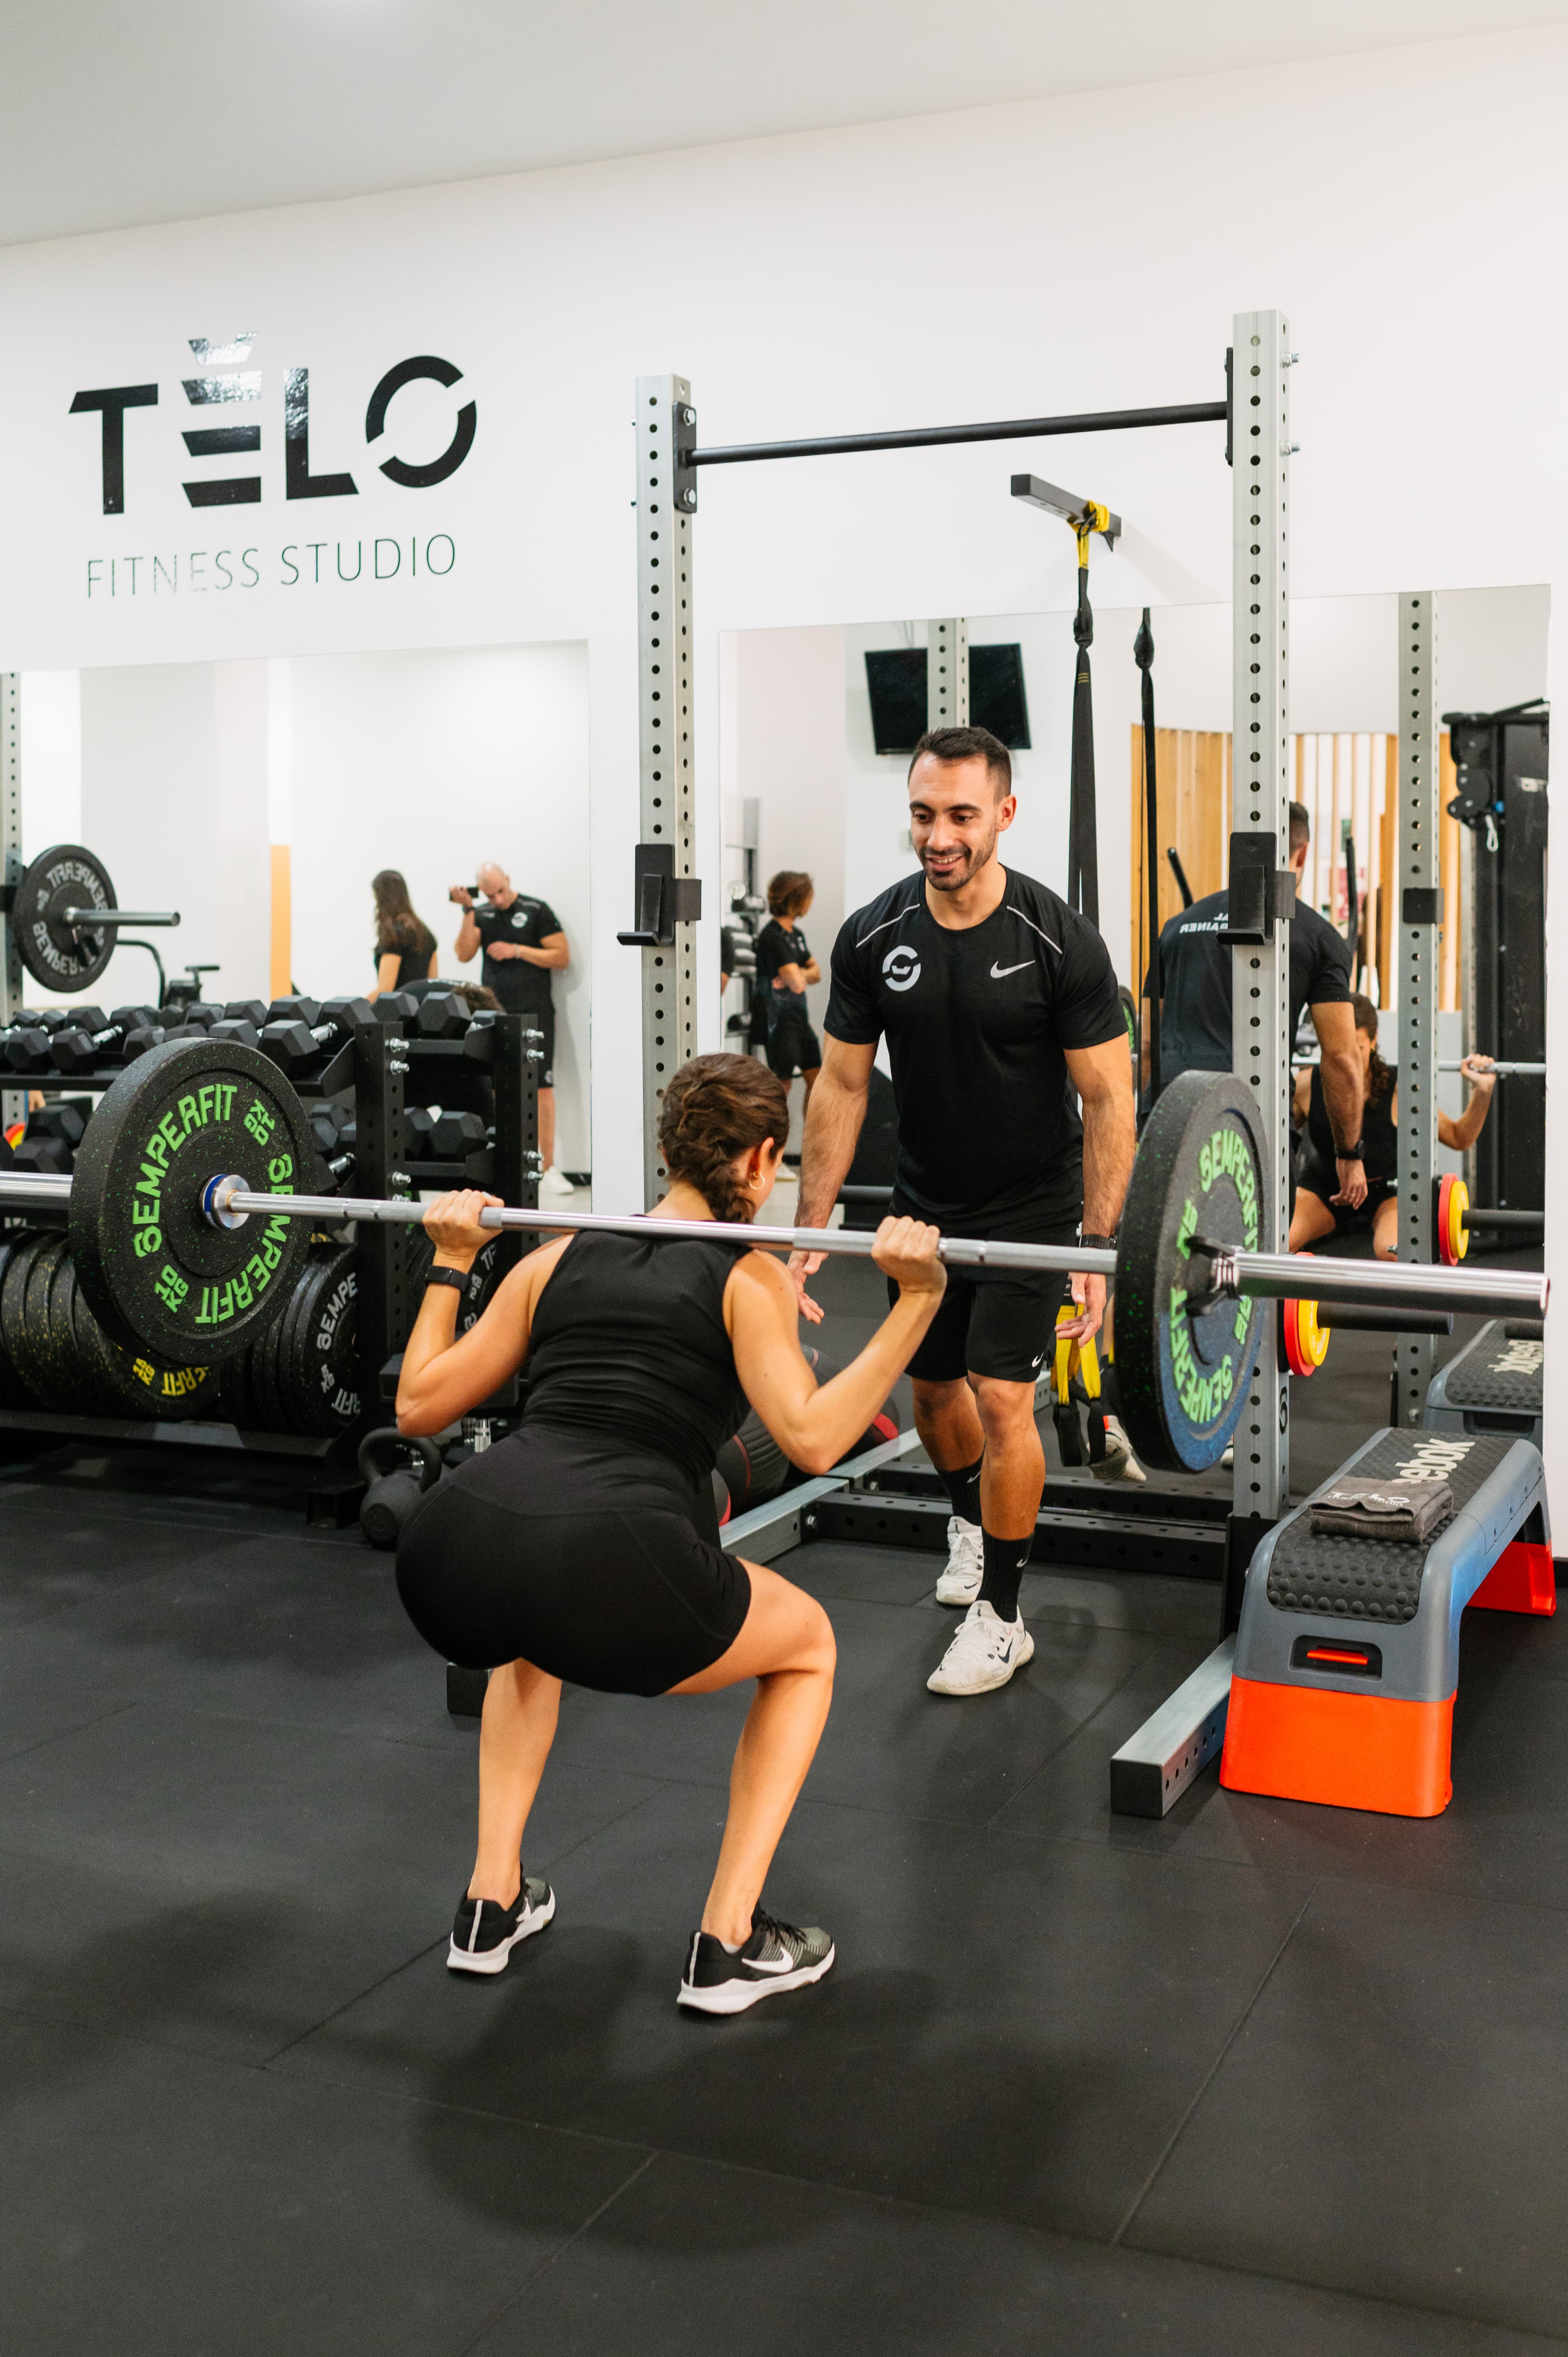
[84,537,457,597]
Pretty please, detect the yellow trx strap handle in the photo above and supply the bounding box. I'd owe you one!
[1054,1302,1101,1402]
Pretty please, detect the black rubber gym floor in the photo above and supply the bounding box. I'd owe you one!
[1,1254,1562,2355]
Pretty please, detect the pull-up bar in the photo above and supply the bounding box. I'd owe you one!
[688,395,1228,471]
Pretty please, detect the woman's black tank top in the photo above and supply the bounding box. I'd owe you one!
[374,920,436,989]
[510,1226,753,1497]
[1307,1063,1396,1182]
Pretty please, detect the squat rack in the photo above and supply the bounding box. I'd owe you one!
[626,308,1296,1545]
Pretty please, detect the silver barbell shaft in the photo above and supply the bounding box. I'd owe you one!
[216,1188,1120,1278]
[1437,1059,1544,1076]
[0,1170,1544,1318]
[1194,1244,1546,1321]
[60,909,180,929]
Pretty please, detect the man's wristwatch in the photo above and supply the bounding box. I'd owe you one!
[425,1267,472,1297]
[1079,1231,1118,1251]
[1335,1141,1368,1162]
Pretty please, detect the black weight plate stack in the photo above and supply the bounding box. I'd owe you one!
[24,1238,77,1409]
[1114,1070,1265,1473]
[70,1035,314,1365]
[249,1284,290,1431]
[3,1234,53,1406]
[13,842,117,995]
[285,1246,360,1435]
[0,1234,36,1407]
[217,1336,262,1432]
[69,1262,221,1420]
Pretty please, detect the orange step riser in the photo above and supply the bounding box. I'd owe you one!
[1220,1676,1454,1818]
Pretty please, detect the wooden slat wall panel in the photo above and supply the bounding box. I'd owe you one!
[1129,726,1232,990]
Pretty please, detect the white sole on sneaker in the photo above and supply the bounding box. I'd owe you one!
[927,1623,1035,1698]
[447,1886,557,1975]
[935,1568,982,1607]
[677,1942,836,2015]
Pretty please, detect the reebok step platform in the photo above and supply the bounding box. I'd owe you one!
[1424,1318,1543,1444]
[1221,1427,1553,1818]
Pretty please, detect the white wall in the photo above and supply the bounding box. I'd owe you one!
[724,624,846,1041]
[76,661,270,1014]
[287,640,592,1167]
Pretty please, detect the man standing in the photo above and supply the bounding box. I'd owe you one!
[1147,800,1365,1204]
[451,862,572,1199]
[791,725,1136,1698]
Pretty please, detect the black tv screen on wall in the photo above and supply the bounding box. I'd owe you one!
[864,642,1031,756]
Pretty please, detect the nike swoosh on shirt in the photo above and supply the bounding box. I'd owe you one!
[990,959,1032,978]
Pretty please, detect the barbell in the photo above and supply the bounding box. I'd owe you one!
[10,843,179,995]
[0,1044,1547,1473]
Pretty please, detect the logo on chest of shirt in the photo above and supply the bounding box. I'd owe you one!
[882,943,921,992]
[510,911,526,929]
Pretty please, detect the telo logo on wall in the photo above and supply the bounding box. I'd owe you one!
[71,333,476,600]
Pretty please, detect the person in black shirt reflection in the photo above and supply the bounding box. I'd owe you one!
[1145,800,1365,1208]
[370,870,437,997]
[755,870,823,1104]
[452,861,571,1198]
[789,725,1137,1701]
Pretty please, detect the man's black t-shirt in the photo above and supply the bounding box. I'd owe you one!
[474,894,562,1016]
[826,868,1125,1235]
[1149,890,1351,1082]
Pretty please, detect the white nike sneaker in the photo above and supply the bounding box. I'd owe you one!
[935,1514,984,1606]
[537,1165,575,1199]
[927,1601,1035,1697]
[1091,1412,1148,1485]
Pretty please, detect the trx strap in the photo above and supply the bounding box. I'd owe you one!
[1133,607,1160,1108]
[1066,511,1104,925]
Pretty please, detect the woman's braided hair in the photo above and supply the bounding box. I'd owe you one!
[1351,991,1394,1104]
[657,1053,789,1224]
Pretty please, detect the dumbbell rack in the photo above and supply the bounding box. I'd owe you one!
[0,1011,540,1517]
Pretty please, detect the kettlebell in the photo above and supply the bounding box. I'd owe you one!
[358,1426,443,1550]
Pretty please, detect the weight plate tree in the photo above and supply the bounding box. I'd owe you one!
[1116,1073,1266,1472]
[14,843,118,994]
[0,1039,1544,1473]
[68,1035,314,1362]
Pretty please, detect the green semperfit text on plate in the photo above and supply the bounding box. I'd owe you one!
[69,1037,314,1363]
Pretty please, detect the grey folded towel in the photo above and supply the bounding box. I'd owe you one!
[1310,1479,1454,1544]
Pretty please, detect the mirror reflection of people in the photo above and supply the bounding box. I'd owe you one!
[393,1053,947,2012]
[788,725,1138,1701]
[451,863,571,1199]
[1289,994,1497,1257]
[755,871,823,1116]
[370,870,437,999]
[1146,801,1367,1209]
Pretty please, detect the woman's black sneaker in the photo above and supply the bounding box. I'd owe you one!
[677,1908,835,2014]
[448,1877,555,1976]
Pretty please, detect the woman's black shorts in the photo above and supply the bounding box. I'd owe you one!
[765,1010,821,1079]
[396,1483,752,1694]
[1295,1148,1395,1235]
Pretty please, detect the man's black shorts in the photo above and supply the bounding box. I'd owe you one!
[887,1216,1078,1383]
[764,996,821,1079]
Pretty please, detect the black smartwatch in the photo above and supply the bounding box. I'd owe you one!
[425,1267,471,1297]
[1079,1231,1118,1251]
[1336,1141,1368,1162]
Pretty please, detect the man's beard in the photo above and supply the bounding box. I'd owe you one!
[920,826,998,892]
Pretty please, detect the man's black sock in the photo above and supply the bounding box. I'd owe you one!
[979,1530,1033,1624]
[939,1454,984,1526]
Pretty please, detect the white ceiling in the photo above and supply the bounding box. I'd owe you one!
[6,0,1564,247]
